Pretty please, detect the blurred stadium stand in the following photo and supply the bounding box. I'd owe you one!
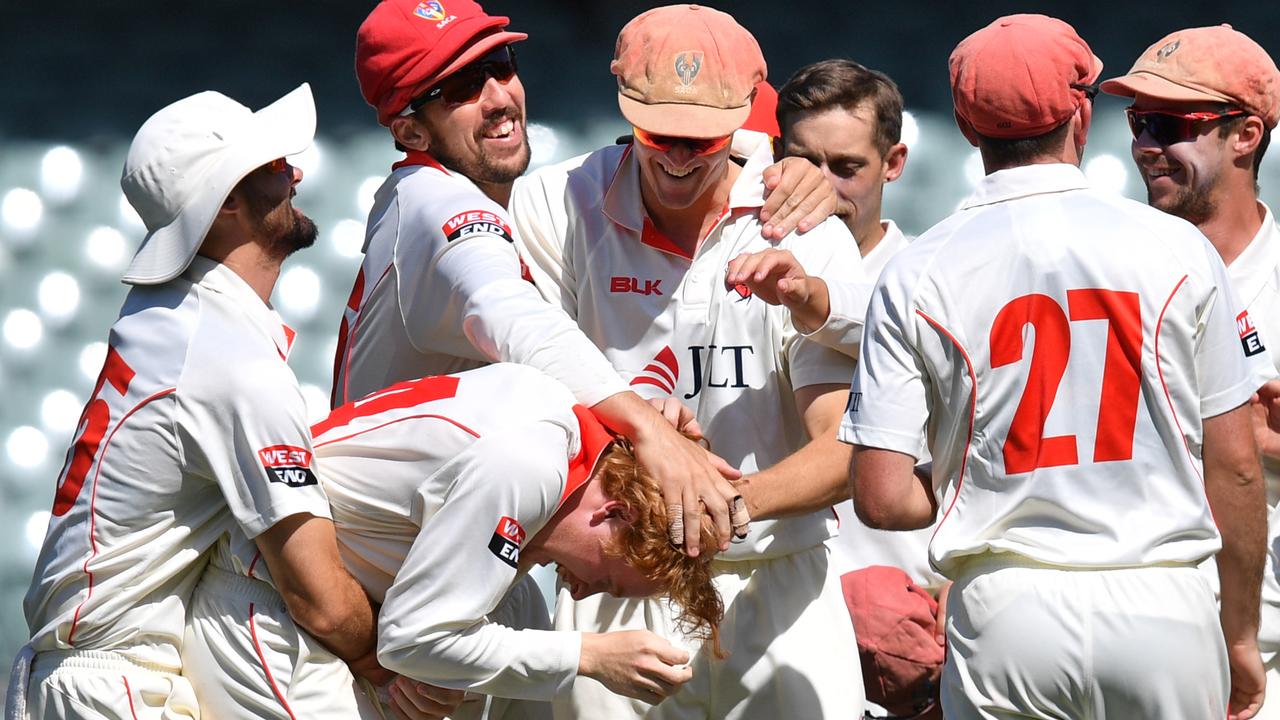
[2,0,1278,685]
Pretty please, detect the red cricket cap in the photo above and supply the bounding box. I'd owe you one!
[356,0,527,126]
[743,81,780,139]
[843,566,944,717]
[1101,25,1280,129]
[949,14,1102,139]
[559,405,618,508]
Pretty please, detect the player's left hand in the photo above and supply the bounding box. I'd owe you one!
[388,676,466,720]
[725,249,830,332]
[759,156,838,240]
[348,650,395,686]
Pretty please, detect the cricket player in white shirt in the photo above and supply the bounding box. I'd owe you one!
[510,6,864,718]
[340,0,833,555]
[844,14,1272,720]
[1103,29,1280,718]
[311,362,723,715]
[6,86,384,719]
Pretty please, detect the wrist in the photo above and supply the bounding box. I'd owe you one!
[790,278,830,333]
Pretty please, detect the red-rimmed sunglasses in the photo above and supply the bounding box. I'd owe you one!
[404,45,519,113]
[1125,107,1246,145]
[263,157,289,175]
[632,127,732,157]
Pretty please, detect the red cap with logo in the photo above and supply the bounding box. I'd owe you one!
[843,566,944,718]
[356,0,527,126]
[949,14,1102,139]
[1100,25,1280,129]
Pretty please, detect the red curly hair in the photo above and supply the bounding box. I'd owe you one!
[595,438,725,658]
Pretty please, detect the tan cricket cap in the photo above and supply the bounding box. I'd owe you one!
[1101,24,1280,129]
[611,4,766,139]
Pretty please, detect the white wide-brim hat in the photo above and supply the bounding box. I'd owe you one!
[120,83,316,285]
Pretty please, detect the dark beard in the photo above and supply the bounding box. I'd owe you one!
[244,188,318,258]
[431,112,531,186]
[1148,185,1215,227]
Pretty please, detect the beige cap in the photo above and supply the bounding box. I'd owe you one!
[611,4,766,139]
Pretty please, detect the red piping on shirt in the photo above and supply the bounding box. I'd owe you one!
[1154,276,1203,488]
[123,675,139,720]
[313,414,480,450]
[914,310,976,550]
[393,151,448,174]
[250,602,299,720]
[335,263,395,408]
[68,388,177,645]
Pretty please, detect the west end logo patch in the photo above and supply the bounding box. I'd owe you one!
[259,445,318,488]
[674,51,703,95]
[442,210,514,243]
[488,516,525,568]
[1237,310,1267,357]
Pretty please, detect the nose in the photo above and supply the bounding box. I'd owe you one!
[289,164,304,186]
[1131,129,1162,157]
[665,143,696,167]
[479,73,517,111]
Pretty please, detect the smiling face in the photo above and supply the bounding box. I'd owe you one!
[415,71,531,190]
[1129,96,1238,226]
[632,134,734,212]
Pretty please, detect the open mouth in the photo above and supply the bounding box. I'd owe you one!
[556,565,586,598]
[658,159,694,178]
[483,117,517,140]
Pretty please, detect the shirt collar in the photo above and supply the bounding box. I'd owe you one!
[1227,201,1280,305]
[601,139,772,249]
[959,163,1091,211]
[184,256,298,361]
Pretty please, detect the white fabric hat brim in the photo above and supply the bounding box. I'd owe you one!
[122,83,317,285]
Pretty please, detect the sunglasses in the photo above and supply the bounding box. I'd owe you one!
[263,157,289,175]
[632,127,733,157]
[403,45,519,113]
[1125,107,1246,145]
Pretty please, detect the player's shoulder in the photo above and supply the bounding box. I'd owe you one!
[520,144,629,199]
[458,363,577,417]
[395,164,513,236]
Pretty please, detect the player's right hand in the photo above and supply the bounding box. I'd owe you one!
[579,630,693,704]
[634,416,742,554]
[647,397,704,438]
[388,676,467,720]
[1227,640,1266,720]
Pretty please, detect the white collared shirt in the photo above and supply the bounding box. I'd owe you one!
[511,142,861,560]
[842,163,1273,575]
[23,257,328,667]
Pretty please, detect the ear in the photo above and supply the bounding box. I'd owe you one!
[953,111,980,148]
[1232,115,1266,165]
[589,499,637,526]
[220,189,242,215]
[1073,99,1093,150]
[882,142,908,183]
[390,114,432,152]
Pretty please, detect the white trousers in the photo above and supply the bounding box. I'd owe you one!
[552,544,863,719]
[18,649,199,720]
[944,560,1228,720]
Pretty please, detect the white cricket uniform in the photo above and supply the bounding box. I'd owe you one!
[12,257,331,720]
[331,151,626,408]
[1222,202,1280,719]
[311,363,607,705]
[825,220,945,588]
[510,141,864,719]
[842,163,1273,719]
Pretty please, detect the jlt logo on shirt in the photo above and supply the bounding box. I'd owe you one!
[1237,310,1267,357]
[488,516,525,568]
[258,445,318,488]
[442,210,514,243]
[629,345,755,399]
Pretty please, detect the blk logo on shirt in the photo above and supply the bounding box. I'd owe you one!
[442,210,514,243]
[1237,310,1267,357]
[610,276,664,296]
[258,445,318,488]
[488,516,525,568]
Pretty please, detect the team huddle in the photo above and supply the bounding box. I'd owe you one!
[5,1,1280,719]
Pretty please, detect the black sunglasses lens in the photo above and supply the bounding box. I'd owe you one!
[438,47,517,104]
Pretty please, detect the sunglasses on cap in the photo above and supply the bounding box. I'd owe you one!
[632,127,733,157]
[402,45,519,115]
[1125,107,1247,146]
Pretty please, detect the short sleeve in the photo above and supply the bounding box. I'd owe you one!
[781,217,861,388]
[839,258,931,460]
[1194,241,1277,417]
[176,355,329,539]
